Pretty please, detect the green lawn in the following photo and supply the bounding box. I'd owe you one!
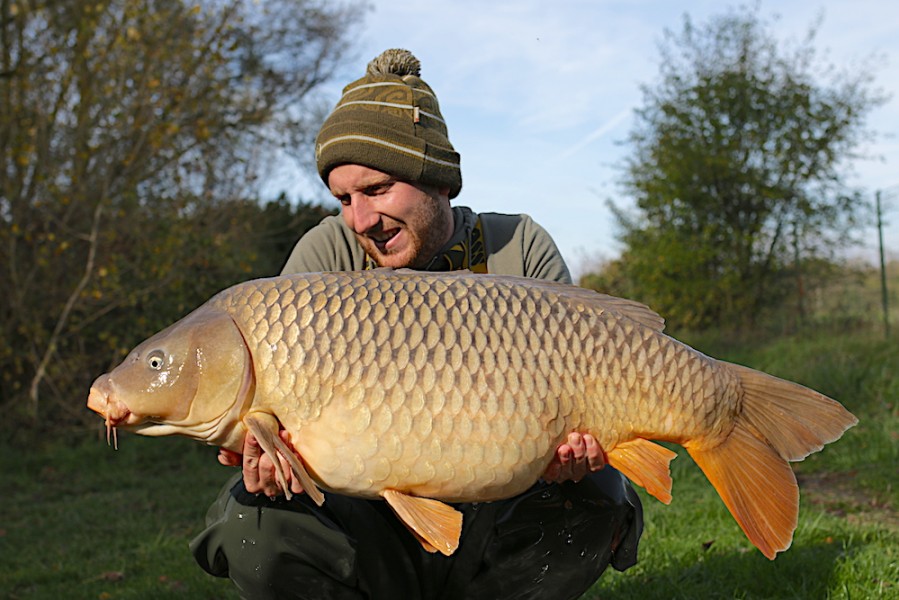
[1,330,896,599]
[0,435,238,599]
[588,451,897,599]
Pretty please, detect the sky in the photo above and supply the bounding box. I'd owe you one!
[281,0,899,278]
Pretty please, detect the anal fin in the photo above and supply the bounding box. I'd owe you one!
[243,412,325,506]
[381,489,463,556]
[607,437,677,504]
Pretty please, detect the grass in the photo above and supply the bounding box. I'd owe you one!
[2,329,896,599]
[587,453,897,599]
[0,434,239,599]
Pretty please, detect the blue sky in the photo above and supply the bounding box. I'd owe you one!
[283,1,899,277]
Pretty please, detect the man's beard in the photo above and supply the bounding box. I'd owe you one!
[359,194,453,269]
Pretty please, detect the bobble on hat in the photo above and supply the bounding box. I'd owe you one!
[366,48,421,78]
[315,49,462,198]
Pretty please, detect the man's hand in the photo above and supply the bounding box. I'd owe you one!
[542,432,606,483]
[217,431,305,498]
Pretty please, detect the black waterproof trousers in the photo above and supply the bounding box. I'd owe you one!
[191,468,642,600]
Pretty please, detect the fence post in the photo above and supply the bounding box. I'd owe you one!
[877,190,890,338]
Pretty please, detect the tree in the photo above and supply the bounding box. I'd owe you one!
[0,0,362,425]
[601,5,885,330]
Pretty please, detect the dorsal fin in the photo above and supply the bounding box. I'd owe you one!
[377,270,665,332]
[489,275,666,332]
[584,292,666,332]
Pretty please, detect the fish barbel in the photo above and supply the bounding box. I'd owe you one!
[87,269,857,557]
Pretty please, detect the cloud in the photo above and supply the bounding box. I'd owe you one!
[556,109,632,161]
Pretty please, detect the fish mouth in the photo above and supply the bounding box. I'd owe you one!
[87,383,131,425]
[87,377,133,448]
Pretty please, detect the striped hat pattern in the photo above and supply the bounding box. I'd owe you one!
[315,49,462,198]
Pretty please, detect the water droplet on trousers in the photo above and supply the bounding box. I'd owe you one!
[240,538,256,550]
[556,527,575,544]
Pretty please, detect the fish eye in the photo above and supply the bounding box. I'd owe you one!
[147,350,166,370]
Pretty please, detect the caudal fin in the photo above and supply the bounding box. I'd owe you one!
[687,364,857,559]
[728,363,858,461]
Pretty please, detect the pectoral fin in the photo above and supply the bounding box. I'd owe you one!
[243,412,325,506]
[607,438,677,504]
[381,489,463,556]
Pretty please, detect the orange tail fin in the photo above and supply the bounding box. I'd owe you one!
[687,364,857,559]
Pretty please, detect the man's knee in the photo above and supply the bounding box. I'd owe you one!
[190,482,363,600]
[464,469,643,599]
[565,467,644,571]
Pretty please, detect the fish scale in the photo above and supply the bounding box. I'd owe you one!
[88,269,857,558]
[251,274,561,499]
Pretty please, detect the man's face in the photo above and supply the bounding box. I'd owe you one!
[328,164,454,269]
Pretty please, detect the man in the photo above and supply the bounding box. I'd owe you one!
[191,49,642,600]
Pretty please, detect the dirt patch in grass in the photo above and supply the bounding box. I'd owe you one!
[797,471,898,531]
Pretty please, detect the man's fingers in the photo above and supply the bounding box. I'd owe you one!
[288,475,305,495]
[543,463,561,482]
[218,448,241,467]
[584,434,606,471]
[242,433,264,493]
[243,432,262,461]
[557,444,572,465]
[567,432,587,460]
[240,429,306,497]
[557,442,576,481]
[258,453,282,497]
[544,432,606,483]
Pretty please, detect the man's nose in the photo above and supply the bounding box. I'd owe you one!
[351,197,380,233]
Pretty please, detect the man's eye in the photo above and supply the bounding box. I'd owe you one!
[367,183,393,196]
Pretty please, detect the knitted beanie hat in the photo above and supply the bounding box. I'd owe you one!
[315,49,462,198]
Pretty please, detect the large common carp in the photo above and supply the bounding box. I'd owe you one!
[87,269,856,558]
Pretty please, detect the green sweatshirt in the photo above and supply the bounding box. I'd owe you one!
[280,206,572,285]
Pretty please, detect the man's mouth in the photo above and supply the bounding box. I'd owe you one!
[369,228,401,252]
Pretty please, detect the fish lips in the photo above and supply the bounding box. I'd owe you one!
[87,375,134,427]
